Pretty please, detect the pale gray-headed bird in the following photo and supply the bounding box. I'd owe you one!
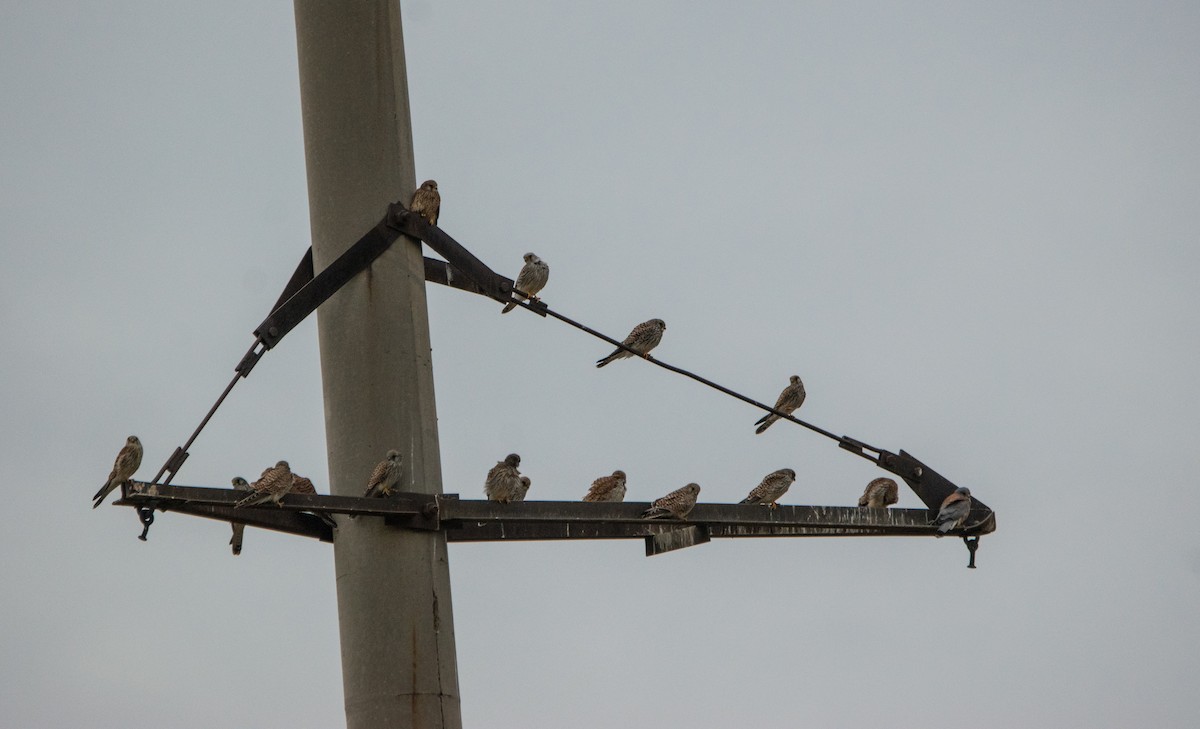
[502,253,550,313]
[410,179,441,225]
[754,375,806,434]
[485,453,525,503]
[931,487,972,536]
[596,319,666,367]
[739,468,796,509]
[235,460,295,508]
[93,435,143,508]
[858,477,899,509]
[230,476,250,555]
[583,470,627,502]
[642,483,701,520]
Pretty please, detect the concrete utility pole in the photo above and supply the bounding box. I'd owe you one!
[292,2,461,727]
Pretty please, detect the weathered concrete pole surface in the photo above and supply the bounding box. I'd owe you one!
[292,2,461,727]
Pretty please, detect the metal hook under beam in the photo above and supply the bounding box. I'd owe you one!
[963,535,980,569]
[136,506,156,541]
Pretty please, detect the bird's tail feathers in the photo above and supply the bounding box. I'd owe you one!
[641,507,671,519]
[235,491,270,508]
[754,417,777,435]
[596,354,614,368]
[738,497,755,505]
[91,482,118,510]
[501,300,518,314]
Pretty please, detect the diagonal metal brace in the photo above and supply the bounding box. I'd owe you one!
[838,437,995,535]
[386,204,510,302]
[254,217,403,349]
[253,201,512,352]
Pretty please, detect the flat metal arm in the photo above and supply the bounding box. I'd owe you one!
[114,481,990,543]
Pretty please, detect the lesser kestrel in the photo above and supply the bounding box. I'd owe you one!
[93,435,143,508]
[739,468,796,509]
[230,476,250,555]
[410,179,440,225]
[364,450,403,498]
[596,319,666,367]
[642,483,701,520]
[858,477,899,509]
[931,487,972,536]
[485,453,525,503]
[754,375,806,434]
[235,460,295,508]
[583,470,627,502]
[502,253,550,314]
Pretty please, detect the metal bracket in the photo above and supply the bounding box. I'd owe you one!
[645,525,711,556]
[963,536,980,569]
[136,506,155,541]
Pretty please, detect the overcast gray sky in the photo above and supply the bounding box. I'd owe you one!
[2,1,1199,727]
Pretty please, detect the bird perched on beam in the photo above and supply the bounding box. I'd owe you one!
[229,476,251,555]
[485,453,525,503]
[858,477,899,509]
[502,253,549,313]
[642,483,700,520]
[93,435,143,508]
[583,470,627,502]
[363,450,403,499]
[235,461,295,508]
[596,319,666,367]
[410,179,440,225]
[739,468,796,509]
[291,475,317,495]
[754,375,806,434]
[931,487,972,536]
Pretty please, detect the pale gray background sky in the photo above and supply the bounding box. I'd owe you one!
[2,1,1198,727]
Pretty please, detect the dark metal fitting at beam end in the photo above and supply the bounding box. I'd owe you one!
[962,536,980,569]
[136,507,155,541]
[384,201,409,231]
[163,447,189,478]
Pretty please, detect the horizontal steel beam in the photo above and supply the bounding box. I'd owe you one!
[115,482,992,542]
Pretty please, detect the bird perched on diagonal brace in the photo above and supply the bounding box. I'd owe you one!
[931,487,972,536]
[642,483,701,520]
[858,477,899,509]
[596,319,666,367]
[502,253,549,313]
[410,179,440,225]
[93,435,143,508]
[739,468,796,509]
[754,375,806,434]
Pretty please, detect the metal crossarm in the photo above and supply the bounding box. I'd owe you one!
[115,481,994,560]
